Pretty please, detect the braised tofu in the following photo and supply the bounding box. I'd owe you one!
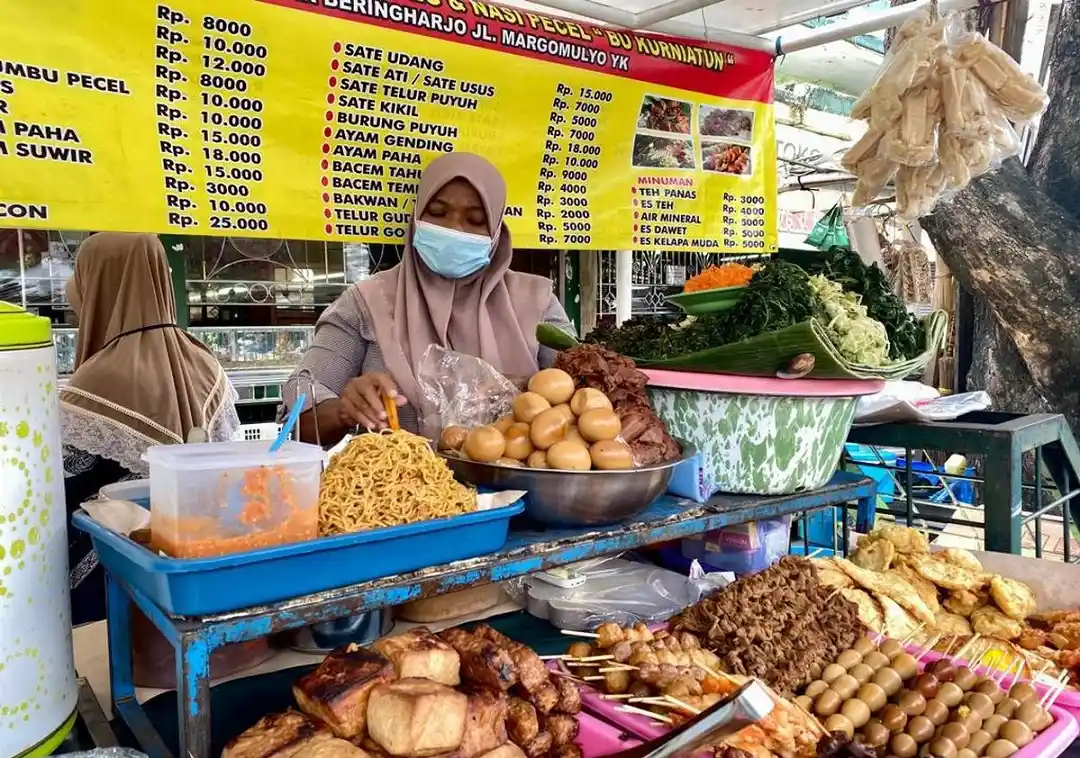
[505,698,539,746]
[519,731,553,758]
[459,686,509,758]
[306,739,375,758]
[374,628,461,686]
[222,710,335,758]
[367,678,469,758]
[477,745,526,758]
[293,645,395,739]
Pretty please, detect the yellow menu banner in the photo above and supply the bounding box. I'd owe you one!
[0,0,778,251]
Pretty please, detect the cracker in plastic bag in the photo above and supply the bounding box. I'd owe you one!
[885,83,941,166]
[415,344,518,438]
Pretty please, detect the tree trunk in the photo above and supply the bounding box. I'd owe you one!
[921,0,1080,434]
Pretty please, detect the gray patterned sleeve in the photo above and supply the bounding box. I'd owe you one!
[538,292,576,369]
[280,289,369,417]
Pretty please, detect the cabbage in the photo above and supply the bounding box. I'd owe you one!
[809,274,891,366]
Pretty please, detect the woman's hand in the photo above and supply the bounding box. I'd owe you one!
[339,373,407,430]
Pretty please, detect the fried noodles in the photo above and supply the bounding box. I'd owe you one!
[318,429,475,536]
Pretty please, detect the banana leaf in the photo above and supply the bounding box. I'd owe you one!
[633,310,949,380]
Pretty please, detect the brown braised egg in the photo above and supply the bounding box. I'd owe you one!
[890,733,918,758]
[984,739,1019,758]
[927,737,958,758]
[825,714,856,738]
[1008,682,1037,705]
[898,690,928,717]
[953,668,979,692]
[851,663,875,685]
[912,673,941,700]
[842,699,872,729]
[861,721,891,749]
[905,715,935,743]
[865,651,892,671]
[837,649,864,670]
[995,698,1020,719]
[965,692,996,720]
[937,682,965,708]
[880,704,909,732]
[891,653,920,681]
[923,699,950,727]
[815,690,842,718]
[874,667,905,696]
[929,659,958,683]
[880,639,905,658]
[936,721,970,749]
[822,663,847,683]
[982,714,1007,738]
[999,720,1033,748]
[854,637,878,656]
[857,682,888,712]
[832,674,860,701]
[806,680,830,698]
[966,731,992,756]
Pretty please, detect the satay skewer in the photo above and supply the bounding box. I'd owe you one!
[1039,671,1070,708]
[616,705,673,724]
[954,634,982,662]
[561,630,599,639]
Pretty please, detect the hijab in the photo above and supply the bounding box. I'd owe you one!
[353,153,553,425]
[60,233,237,473]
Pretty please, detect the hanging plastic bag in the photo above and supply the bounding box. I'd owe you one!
[415,344,518,438]
[805,203,851,250]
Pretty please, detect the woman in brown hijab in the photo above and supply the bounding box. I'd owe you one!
[61,232,238,624]
[285,152,575,444]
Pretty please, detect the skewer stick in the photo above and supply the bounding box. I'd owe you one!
[664,695,702,715]
[572,655,615,663]
[601,694,635,700]
[548,669,585,683]
[561,630,600,639]
[616,705,673,724]
[916,635,943,661]
[583,676,606,682]
[954,634,982,663]
[994,657,1020,685]
[599,664,638,673]
[540,654,571,661]
[901,623,927,644]
[1048,677,1072,709]
[1039,672,1070,708]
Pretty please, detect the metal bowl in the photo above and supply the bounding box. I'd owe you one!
[442,440,695,527]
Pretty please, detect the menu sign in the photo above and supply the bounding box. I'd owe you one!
[0,0,778,251]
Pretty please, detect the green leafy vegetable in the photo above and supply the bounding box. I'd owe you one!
[585,262,819,360]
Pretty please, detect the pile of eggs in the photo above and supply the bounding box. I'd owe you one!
[438,368,634,471]
[794,638,1054,758]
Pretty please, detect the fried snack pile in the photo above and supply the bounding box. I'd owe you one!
[841,10,1048,220]
[670,556,865,696]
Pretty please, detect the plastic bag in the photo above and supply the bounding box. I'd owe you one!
[59,752,148,758]
[844,8,1047,220]
[854,380,991,424]
[415,344,518,436]
[510,556,732,631]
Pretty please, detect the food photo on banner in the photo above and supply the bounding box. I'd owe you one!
[0,0,777,251]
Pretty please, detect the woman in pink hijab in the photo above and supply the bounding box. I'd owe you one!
[285,152,575,444]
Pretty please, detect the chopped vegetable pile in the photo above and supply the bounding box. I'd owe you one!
[587,262,818,360]
[683,263,755,292]
[809,275,890,366]
[586,251,926,367]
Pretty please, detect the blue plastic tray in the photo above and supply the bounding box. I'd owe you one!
[72,500,524,616]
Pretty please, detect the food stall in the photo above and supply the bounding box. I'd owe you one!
[0,0,1059,756]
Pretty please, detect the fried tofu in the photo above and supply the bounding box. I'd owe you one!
[222,710,335,758]
[477,745,526,758]
[307,740,377,758]
[459,686,509,758]
[440,628,518,691]
[552,677,581,716]
[519,732,553,758]
[374,628,461,686]
[367,679,469,758]
[293,645,395,739]
[506,697,539,745]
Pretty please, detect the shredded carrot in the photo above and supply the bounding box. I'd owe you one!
[383,394,400,431]
[683,263,755,293]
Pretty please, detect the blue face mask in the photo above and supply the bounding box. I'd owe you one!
[412,220,493,279]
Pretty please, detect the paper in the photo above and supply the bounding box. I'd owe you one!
[81,499,151,536]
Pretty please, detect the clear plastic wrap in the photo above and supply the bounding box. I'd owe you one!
[59,752,148,758]
[507,556,732,631]
[844,8,1048,220]
[415,344,518,435]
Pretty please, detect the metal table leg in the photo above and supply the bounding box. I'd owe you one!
[983,439,1023,554]
[176,631,213,758]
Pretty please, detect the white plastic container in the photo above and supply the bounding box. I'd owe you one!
[146,440,325,559]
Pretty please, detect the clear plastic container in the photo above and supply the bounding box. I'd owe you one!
[146,440,325,559]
